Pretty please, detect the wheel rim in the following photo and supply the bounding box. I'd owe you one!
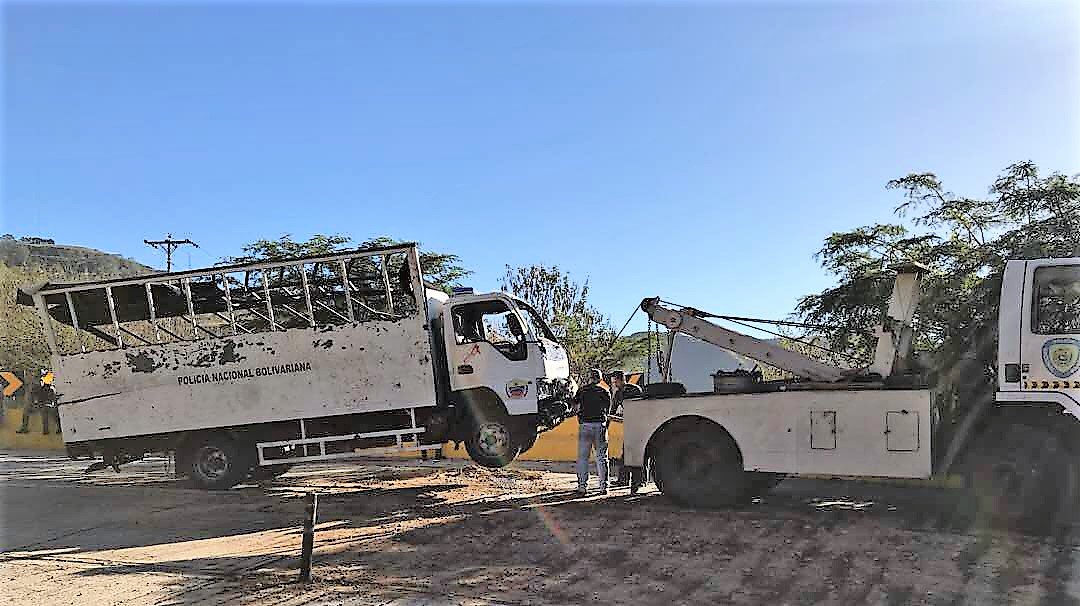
[195,445,231,481]
[475,422,511,458]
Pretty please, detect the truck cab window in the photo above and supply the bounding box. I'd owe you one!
[452,300,527,361]
[516,300,558,342]
[1033,265,1080,334]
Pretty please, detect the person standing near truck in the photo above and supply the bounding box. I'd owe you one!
[607,370,630,487]
[16,370,59,435]
[609,371,627,417]
[574,369,612,495]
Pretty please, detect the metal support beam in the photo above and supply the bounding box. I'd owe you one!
[145,283,161,344]
[182,278,200,340]
[65,292,86,354]
[299,266,315,327]
[380,256,394,313]
[105,286,123,349]
[261,272,278,330]
[339,260,355,323]
[220,274,238,336]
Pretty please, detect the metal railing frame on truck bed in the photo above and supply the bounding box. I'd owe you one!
[26,242,443,465]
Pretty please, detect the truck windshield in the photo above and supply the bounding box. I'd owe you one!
[515,300,558,342]
[1034,265,1080,334]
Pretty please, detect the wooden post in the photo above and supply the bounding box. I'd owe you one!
[298,492,318,582]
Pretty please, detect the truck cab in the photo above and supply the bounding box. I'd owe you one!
[997,257,1080,412]
[428,289,573,466]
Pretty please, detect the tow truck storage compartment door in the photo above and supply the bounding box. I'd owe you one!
[885,410,919,452]
[810,410,836,450]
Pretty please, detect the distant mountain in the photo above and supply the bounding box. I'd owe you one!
[0,236,153,281]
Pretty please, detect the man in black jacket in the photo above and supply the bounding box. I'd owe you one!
[574,369,612,495]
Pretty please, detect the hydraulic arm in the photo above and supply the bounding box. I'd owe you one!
[640,262,928,383]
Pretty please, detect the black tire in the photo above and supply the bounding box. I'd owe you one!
[187,434,249,490]
[967,423,1077,533]
[465,414,521,468]
[654,423,748,507]
[251,464,293,481]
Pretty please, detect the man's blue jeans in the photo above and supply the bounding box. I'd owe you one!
[577,421,609,490]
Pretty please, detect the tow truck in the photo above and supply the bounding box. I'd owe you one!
[624,256,1080,529]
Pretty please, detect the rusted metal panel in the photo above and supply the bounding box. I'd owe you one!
[56,315,435,443]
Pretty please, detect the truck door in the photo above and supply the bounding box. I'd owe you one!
[1022,261,1080,393]
[444,298,541,416]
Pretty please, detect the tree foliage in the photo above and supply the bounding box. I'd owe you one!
[221,234,470,293]
[796,161,1080,402]
[501,264,645,379]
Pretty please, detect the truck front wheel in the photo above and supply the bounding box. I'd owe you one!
[465,416,521,468]
[967,423,1077,532]
[187,434,249,490]
[654,424,748,507]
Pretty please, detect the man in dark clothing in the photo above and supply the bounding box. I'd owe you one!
[17,371,58,435]
[607,370,629,486]
[574,368,612,495]
[609,371,627,417]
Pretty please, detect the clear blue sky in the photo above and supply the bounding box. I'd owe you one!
[3,1,1078,333]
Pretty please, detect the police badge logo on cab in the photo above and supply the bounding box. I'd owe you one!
[1043,338,1080,379]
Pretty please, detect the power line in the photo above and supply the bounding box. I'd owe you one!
[144,234,199,272]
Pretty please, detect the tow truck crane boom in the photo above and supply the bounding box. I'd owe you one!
[639,261,929,383]
[639,298,847,382]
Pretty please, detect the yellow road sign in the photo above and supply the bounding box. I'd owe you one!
[1,371,24,397]
[42,371,54,385]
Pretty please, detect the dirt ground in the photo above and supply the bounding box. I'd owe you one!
[3,452,1080,605]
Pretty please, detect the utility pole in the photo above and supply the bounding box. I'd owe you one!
[144,234,199,272]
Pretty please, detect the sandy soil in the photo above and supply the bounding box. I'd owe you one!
[3,452,1080,605]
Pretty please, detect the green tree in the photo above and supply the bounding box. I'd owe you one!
[500,264,646,379]
[796,161,1080,418]
[221,234,470,293]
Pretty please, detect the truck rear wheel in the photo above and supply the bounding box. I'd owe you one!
[187,434,248,490]
[465,416,521,468]
[967,423,1076,532]
[654,424,748,507]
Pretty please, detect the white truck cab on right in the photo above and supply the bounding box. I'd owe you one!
[997,258,1080,407]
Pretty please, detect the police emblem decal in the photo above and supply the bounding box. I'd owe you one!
[505,379,529,399]
[1042,338,1080,379]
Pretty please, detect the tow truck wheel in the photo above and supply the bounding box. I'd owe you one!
[187,434,248,490]
[967,423,1076,532]
[465,416,521,468]
[654,424,748,507]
